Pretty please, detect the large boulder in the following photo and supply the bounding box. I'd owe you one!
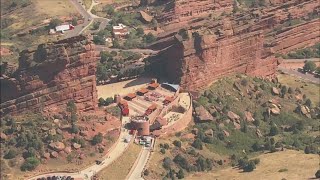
[227,111,240,122]
[43,153,50,159]
[300,105,310,115]
[0,132,7,141]
[244,111,254,122]
[223,130,230,137]
[49,141,65,151]
[51,151,59,158]
[73,143,81,149]
[64,146,72,154]
[195,106,214,122]
[270,104,280,115]
[272,87,280,95]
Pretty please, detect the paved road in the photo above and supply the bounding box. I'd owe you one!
[127,148,150,180]
[29,117,132,180]
[96,45,159,54]
[278,67,320,84]
[63,0,92,38]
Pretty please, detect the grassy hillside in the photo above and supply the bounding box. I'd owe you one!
[145,74,319,180]
[1,0,78,65]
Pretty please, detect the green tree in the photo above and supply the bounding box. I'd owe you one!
[72,17,78,26]
[173,140,182,148]
[316,66,320,74]
[105,97,114,106]
[71,111,78,123]
[315,170,320,178]
[243,161,256,172]
[160,148,166,154]
[49,18,62,28]
[163,157,172,169]
[281,85,287,97]
[192,138,203,150]
[4,149,17,159]
[177,169,184,179]
[269,124,279,136]
[143,32,157,44]
[178,28,189,40]
[67,100,77,112]
[303,61,316,72]
[91,133,103,145]
[93,35,106,45]
[136,27,144,36]
[98,98,106,107]
[305,99,312,107]
[71,123,79,134]
[103,5,115,15]
[20,157,40,171]
[23,147,36,159]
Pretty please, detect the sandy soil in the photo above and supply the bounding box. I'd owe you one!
[97,77,153,98]
[187,150,319,180]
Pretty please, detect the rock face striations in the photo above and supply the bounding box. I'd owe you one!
[156,32,279,91]
[0,35,99,116]
[149,0,319,91]
[157,0,233,26]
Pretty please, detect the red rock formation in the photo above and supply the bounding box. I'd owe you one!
[157,32,279,91]
[0,35,99,115]
[149,0,319,91]
[270,19,320,54]
[157,0,233,26]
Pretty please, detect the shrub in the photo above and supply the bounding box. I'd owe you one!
[178,28,189,40]
[269,124,279,136]
[177,169,184,179]
[315,170,320,178]
[305,99,312,107]
[163,157,172,169]
[241,79,248,86]
[163,143,169,149]
[20,157,40,171]
[91,133,103,145]
[144,169,149,176]
[278,168,288,172]
[98,98,105,107]
[243,161,256,172]
[160,148,166,154]
[4,149,17,159]
[173,140,182,148]
[192,138,203,150]
[303,61,316,72]
[71,123,79,134]
[173,154,189,170]
[105,97,114,106]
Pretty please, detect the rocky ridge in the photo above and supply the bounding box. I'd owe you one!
[0,35,99,115]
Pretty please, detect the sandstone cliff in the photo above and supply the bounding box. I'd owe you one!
[155,32,279,91]
[149,0,319,91]
[0,35,99,115]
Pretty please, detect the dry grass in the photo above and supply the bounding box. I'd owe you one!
[187,150,319,180]
[33,0,77,16]
[83,0,92,9]
[277,74,320,105]
[97,143,142,180]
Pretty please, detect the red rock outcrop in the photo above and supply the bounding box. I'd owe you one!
[149,0,319,91]
[157,32,278,91]
[270,19,320,54]
[157,0,233,26]
[0,35,99,115]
